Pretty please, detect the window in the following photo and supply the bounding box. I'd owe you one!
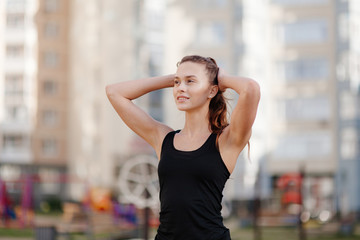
[44,0,58,12]
[42,109,57,126]
[44,22,59,37]
[44,52,58,67]
[341,128,358,160]
[6,45,24,58]
[337,52,349,81]
[6,14,24,28]
[340,91,357,120]
[279,57,329,81]
[6,106,26,121]
[149,45,163,70]
[280,96,330,121]
[146,11,164,28]
[3,134,24,150]
[274,131,331,159]
[196,22,226,46]
[39,168,60,193]
[7,107,19,120]
[5,75,23,95]
[196,0,227,8]
[0,165,21,182]
[149,90,163,121]
[43,80,58,95]
[272,0,328,5]
[6,0,26,11]
[42,139,57,156]
[279,19,328,44]
[338,13,349,42]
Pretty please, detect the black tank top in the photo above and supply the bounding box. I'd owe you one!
[155,130,231,240]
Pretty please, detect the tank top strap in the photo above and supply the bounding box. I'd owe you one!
[160,130,178,158]
[208,132,217,144]
[204,132,218,149]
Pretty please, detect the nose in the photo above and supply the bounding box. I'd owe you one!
[176,81,186,92]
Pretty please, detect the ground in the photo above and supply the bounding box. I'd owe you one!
[1,215,359,240]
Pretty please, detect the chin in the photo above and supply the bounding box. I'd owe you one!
[176,106,188,111]
[175,103,191,111]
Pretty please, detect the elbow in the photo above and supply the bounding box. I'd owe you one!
[244,80,261,102]
[106,84,129,102]
[247,79,260,92]
[105,84,115,99]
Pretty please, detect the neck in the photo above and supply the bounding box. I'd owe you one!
[181,103,211,138]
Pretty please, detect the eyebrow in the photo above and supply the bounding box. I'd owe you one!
[174,75,197,79]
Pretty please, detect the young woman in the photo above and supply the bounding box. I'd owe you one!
[106,55,260,240]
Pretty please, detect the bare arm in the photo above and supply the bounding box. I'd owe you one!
[105,74,175,158]
[218,70,260,172]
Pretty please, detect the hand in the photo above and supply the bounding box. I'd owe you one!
[217,67,227,92]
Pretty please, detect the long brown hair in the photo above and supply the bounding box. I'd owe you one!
[177,55,251,159]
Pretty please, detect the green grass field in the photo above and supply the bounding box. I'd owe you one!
[1,227,359,240]
[1,220,359,240]
[230,226,360,240]
[0,228,33,238]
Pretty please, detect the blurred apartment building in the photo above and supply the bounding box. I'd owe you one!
[0,0,68,204]
[266,0,340,216]
[0,0,37,164]
[266,0,360,217]
[1,0,167,203]
[34,0,69,167]
[165,0,360,215]
[67,0,167,200]
[335,0,360,216]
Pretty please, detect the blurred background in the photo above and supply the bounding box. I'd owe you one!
[0,0,360,239]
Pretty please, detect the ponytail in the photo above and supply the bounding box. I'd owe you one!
[209,89,229,148]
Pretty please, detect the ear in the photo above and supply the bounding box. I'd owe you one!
[209,85,219,98]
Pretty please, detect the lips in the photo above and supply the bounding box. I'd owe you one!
[177,96,189,102]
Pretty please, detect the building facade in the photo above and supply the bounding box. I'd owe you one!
[335,0,360,216]
[33,0,69,167]
[0,0,68,206]
[261,0,339,218]
[67,0,167,202]
[0,0,38,164]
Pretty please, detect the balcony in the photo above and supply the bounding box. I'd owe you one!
[5,29,26,43]
[0,121,32,133]
[6,0,27,13]
[0,148,32,163]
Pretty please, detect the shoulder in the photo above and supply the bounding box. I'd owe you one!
[160,128,177,142]
[218,125,250,154]
[154,127,175,159]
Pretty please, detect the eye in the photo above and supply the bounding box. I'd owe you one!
[174,80,180,85]
[187,79,194,83]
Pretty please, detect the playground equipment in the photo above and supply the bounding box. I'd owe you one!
[0,155,160,239]
[0,179,13,226]
[118,155,159,209]
[0,177,34,228]
[118,154,160,240]
[20,176,33,227]
[277,173,303,206]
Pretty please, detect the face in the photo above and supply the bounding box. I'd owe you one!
[173,61,218,112]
